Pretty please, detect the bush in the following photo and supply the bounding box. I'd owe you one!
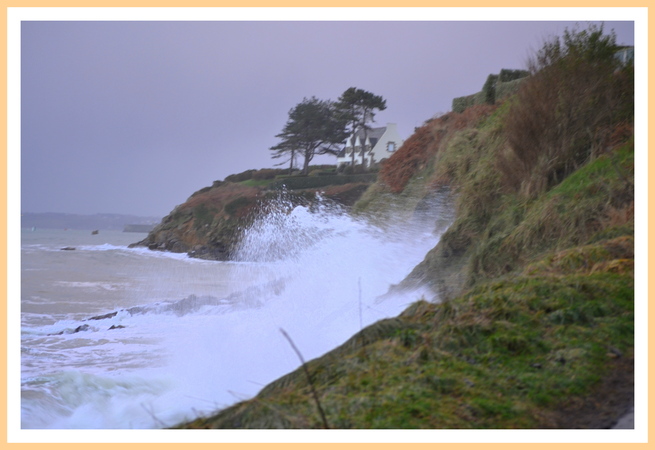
[453,69,529,113]
[189,186,212,198]
[499,24,633,198]
[224,196,255,216]
[252,169,281,180]
[498,68,529,82]
[342,165,354,175]
[452,94,476,113]
[379,123,435,193]
[482,74,499,104]
[225,169,256,183]
[193,204,214,228]
[494,78,526,102]
[269,173,377,190]
[380,105,497,194]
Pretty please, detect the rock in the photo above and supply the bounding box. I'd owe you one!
[48,323,91,336]
[60,247,76,251]
[88,311,118,321]
[188,244,230,261]
[108,325,126,330]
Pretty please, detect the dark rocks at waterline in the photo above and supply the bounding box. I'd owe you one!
[48,324,89,336]
[128,240,232,261]
[88,311,118,321]
[188,244,231,261]
[49,323,127,336]
[60,247,76,251]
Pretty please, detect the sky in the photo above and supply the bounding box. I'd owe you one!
[18,10,636,218]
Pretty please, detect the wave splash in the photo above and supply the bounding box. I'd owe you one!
[21,191,451,429]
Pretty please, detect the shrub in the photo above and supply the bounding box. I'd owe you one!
[380,104,497,194]
[495,77,527,102]
[498,69,529,82]
[481,74,499,104]
[189,186,212,198]
[499,24,633,198]
[225,169,256,183]
[192,204,214,228]
[224,196,255,216]
[269,173,377,190]
[251,169,280,180]
[379,123,435,193]
[452,94,476,113]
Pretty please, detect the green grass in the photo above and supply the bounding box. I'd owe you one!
[177,235,633,429]
[239,178,276,187]
[173,82,633,430]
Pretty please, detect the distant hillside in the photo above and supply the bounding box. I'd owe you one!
[22,212,161,231]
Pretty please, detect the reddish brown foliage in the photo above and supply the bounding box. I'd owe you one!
[608,122,634,150]
[379,123,435,193]
[440,104,497,133]
[499,27,633,198]
[184,183,260,211]
[380,104,497,194]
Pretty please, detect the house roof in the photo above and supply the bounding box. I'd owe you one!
[345,126,387,147]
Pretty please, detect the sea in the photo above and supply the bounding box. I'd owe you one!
[18,196,451,429]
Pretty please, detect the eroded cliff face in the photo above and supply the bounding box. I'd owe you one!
[130,180,373,260]
[176,104,635,430]
[173,30,635,429]
[130,181,262,260]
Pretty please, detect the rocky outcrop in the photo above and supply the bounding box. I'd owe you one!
[129,182,262,260]
[130,178,373,261]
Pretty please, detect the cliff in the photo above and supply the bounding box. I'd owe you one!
[175,27,635,429]
[130,172,374,260]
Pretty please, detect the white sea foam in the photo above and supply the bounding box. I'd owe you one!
[20,193,452,429]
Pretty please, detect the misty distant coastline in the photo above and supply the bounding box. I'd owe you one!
[22,212,161,232]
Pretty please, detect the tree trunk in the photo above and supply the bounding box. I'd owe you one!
[303,149,312,175]
[289,149,295,175]
[361,128,368,167]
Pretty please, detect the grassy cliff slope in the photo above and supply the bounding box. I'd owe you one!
[131,171,374,260]
[175,26,634,428]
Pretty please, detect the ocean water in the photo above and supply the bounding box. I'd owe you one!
[20,196,450,429]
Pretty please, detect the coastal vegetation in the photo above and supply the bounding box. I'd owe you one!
[130,165,377,260]
[270,87,387,174]
[164,24,633,428]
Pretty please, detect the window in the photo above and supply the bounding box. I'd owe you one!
[387,142,396,152]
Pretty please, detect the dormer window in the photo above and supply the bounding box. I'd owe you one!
[387,142,396,152]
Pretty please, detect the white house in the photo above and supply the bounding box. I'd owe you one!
[336,123,404,169]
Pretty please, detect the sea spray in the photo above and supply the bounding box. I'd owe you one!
[161,192,451,425]
[20,192,452,429]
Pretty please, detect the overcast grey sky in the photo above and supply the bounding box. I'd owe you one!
[19,14,635,218]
